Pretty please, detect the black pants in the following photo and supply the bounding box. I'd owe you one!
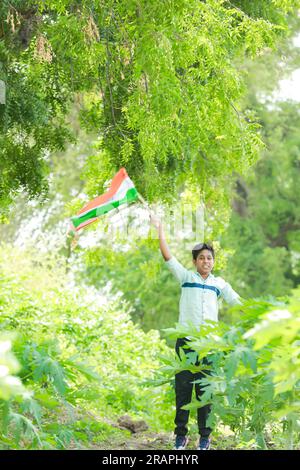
[174,337,212,438]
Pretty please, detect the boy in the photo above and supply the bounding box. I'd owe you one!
[150,214,241,451]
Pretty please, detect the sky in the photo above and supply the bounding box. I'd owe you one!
[274,68,300,101]
[272,32,300,102]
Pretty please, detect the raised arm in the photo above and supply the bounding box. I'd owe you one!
[150,214,171,261]
[150,213,189,283]
[220,281,243,306]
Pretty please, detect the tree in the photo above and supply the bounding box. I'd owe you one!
[221,100,300,298]
[1,0,300,215]
[0,1,75,213]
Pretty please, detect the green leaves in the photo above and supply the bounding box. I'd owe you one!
[0,336,28,401]
[221,99,300,303]
[33,355,68,395]
[0,242,173,447]
[7,411,42,447]
[1,0,297,213]
[156,296,300,449]
[224,345,257,380]
[243,293,300,402]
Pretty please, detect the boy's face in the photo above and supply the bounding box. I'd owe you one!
[193,249,214,277]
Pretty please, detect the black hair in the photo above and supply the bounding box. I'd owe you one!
[192,243,215,260]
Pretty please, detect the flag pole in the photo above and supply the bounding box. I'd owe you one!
[136,191,155,217]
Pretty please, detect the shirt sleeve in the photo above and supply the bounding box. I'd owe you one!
[219,282,242,306]
[165,256,189,284]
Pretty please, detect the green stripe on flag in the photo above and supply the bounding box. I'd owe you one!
[71,187,138,229]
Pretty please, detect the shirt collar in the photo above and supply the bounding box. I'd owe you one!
[196,272,213,282]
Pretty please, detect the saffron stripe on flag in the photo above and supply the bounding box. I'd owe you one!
[70,168,138,232]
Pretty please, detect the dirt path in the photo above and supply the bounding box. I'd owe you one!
[78,412,219,450]
[92,430,174,450]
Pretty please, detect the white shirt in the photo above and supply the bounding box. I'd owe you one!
[165,256,241,330]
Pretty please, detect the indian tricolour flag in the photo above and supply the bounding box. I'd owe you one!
[69,167,138,234]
